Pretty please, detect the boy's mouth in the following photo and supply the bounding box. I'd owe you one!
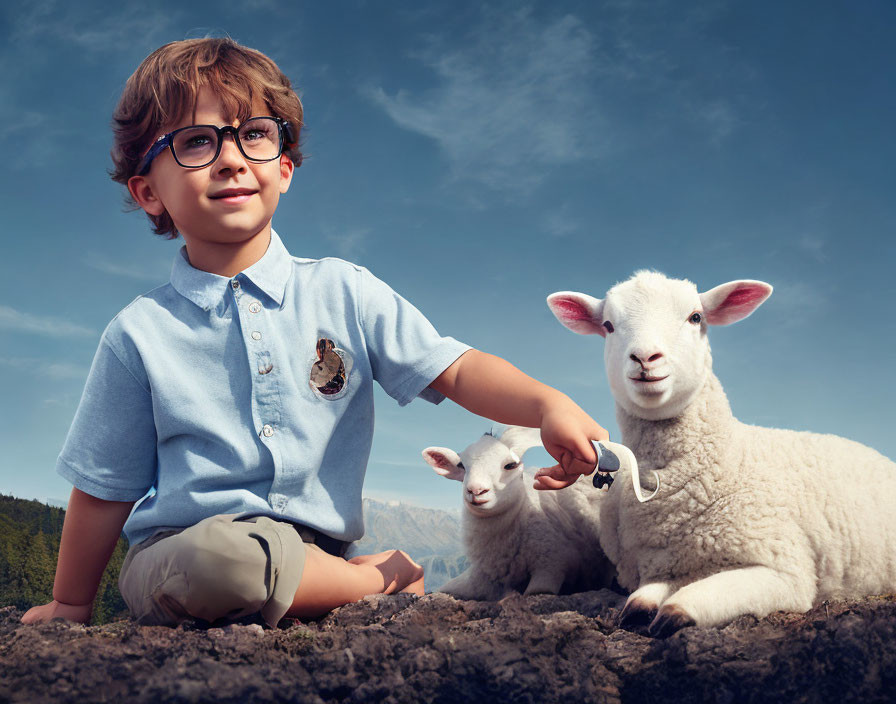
[208,188,258,200]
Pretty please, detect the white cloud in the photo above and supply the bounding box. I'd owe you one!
[0,306,95,338]
[765,280,825,326]
[541,204,580,238]
[366,3,752,195]
[84,253,169,282]
[9,1,177,55]
[326,227,370,259]
[797,234,827,263]
[366,9,606,194]
[0,356,88,379]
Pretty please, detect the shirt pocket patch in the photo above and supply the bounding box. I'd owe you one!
[308,338,353,400]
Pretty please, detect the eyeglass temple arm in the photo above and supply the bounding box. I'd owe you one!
[282,121,299,148]
[137,136,170,176]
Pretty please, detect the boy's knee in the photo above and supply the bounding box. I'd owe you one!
[149,515,304,625]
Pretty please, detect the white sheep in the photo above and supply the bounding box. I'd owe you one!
[547,270,896,637]
[422,426,615,600]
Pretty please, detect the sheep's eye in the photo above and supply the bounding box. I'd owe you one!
[503,462,520,470]
[603,321,614,334]
[689,312,703,324]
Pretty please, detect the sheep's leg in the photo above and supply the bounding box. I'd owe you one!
[649,566,814,638]
[523,569,565,596]
[620,581,674,627]
[438,567,490,600]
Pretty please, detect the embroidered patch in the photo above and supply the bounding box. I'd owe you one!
[309,338,353,399]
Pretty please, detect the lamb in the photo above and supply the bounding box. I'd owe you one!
[422,426,615,600]
[547,271,896,637]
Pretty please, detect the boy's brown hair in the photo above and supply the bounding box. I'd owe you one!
[111,37,304,239]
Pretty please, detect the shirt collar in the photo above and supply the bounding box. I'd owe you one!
[169,229,293,311]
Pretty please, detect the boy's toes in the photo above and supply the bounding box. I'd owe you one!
[648,604,696,638]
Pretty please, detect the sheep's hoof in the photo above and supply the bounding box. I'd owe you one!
[648,604,696,638]
[619,598,657,628]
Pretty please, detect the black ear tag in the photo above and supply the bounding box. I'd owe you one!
[594,472,614,489]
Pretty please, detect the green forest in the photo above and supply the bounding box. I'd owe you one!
[0,494,129,625]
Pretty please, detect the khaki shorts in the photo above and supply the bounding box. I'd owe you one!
[118,513,331,628]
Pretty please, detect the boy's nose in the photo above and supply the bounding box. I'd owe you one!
[214,134,248,173]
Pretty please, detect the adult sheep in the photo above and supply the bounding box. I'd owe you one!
[546,271,896,637]
[423,426,615,600]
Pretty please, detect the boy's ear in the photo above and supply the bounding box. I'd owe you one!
[127,175,166,216]
[278,154,294,195]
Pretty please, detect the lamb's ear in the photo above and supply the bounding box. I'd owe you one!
[422,447,465,481]
[546,292,607,336]
[699,280,773,326]
[499,426,542,458]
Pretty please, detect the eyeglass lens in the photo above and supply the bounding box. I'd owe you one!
[171,118,281,168]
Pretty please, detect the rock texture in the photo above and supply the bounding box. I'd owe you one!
[2,592,895,703]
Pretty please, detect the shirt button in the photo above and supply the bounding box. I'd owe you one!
[231,280,240,290]
[248,302,261,313]
[262,424,274,437]
[251,331,262,340]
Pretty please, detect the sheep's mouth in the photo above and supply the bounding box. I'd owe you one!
[630,375,668,383]
[467,496,490,506]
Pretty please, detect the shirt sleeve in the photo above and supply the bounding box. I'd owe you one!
[55,336,158,501]
[358,267,471,406]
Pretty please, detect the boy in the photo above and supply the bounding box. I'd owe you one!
[21,38,605,628]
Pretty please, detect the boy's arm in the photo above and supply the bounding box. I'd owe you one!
[20,487,136,625]
[429,349,608,488]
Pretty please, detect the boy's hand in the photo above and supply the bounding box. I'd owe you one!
[21,600,92,625]
[534,400,609,491]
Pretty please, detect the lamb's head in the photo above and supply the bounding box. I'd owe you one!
[547,271,772,420]
[422,426,542,516]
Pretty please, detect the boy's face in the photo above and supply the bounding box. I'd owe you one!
[127,86,294,254]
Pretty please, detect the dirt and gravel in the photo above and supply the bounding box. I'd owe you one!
[2,590,895,703]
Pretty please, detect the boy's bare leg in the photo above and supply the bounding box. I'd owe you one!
[285,547,424,619]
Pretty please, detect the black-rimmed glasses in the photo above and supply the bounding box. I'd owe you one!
[137,116,297,176]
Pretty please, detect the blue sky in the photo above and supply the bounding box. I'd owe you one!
[1,1,894,512]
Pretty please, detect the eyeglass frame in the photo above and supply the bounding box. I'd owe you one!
[136,116,299,176]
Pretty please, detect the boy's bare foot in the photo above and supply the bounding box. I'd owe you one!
[349,550,424,594]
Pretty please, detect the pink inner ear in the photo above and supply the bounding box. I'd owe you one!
[723,287,766,308]
[706,283,770,325]
[553,298,589,322]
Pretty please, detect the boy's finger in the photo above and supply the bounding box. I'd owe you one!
[533,465,579,491]
[562,453,600,477]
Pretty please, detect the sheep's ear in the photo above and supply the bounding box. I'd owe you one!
[498,426,542,458]
[422,447,465,481]
[699,280,773,326]
[547,292,607,336]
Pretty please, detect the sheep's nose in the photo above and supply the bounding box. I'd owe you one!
[630,351,664,368]
[467,486,490,497]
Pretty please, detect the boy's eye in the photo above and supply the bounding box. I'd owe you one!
[242,129,266,142]
[184,136,211,148]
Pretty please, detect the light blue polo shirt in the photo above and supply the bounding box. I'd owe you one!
[56,230,470,547]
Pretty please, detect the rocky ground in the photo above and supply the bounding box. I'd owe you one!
[2,591,895,704]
